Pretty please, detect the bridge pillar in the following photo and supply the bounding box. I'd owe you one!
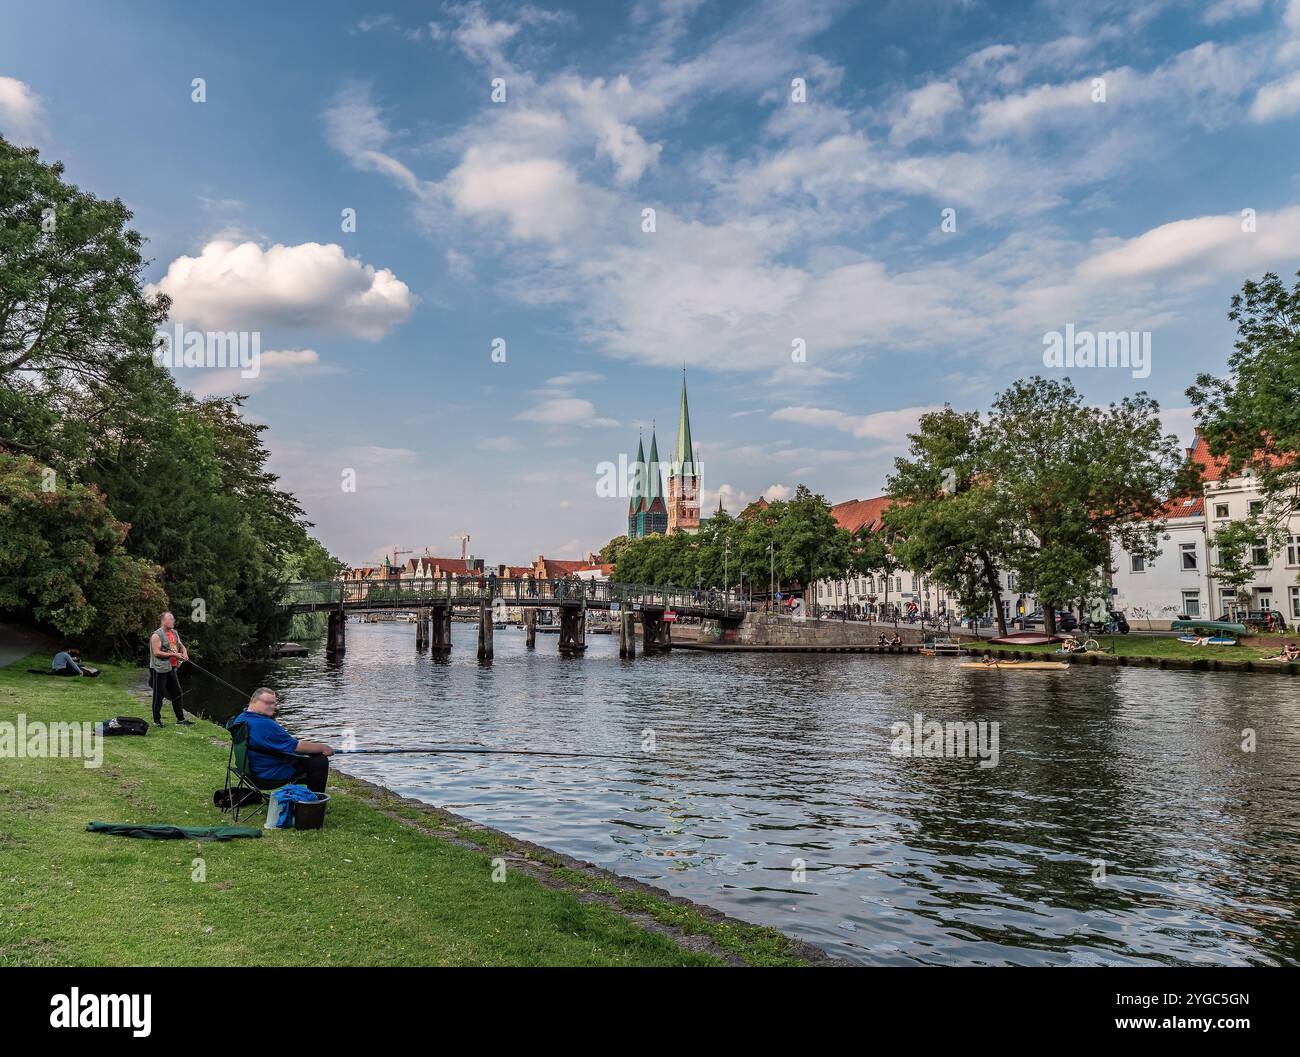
[641,610,670,654]
[524,608,536,649]
[619,610,636,658]
[430,605,451,654]
[478,600,494,661]
[327,608,346,654]
[415,608,427,650]
[558,605,586,654]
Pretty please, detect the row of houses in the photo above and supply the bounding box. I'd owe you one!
[342,554,616,585]
[811,433,1300,629]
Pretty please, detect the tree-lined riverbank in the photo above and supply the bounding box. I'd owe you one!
[0,655,819,966]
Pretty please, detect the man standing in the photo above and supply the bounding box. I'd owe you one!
[232,687,333,794]
[148,612,192,727]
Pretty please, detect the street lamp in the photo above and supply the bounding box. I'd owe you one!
[768,541,775,602]
[724,538,730,601]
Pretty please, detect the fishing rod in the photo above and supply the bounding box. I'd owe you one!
[182,657,256,702]
[335,747,645,762]
[183,660,609,757]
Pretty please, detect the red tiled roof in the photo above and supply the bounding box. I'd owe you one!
[831,496,893,534]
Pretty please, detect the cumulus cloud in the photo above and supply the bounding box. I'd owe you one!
[1249,69,1300,121]
[445,142,593,241]
[516,397,618,428]
[149,240,413,339]
[771,405,942,442]
[0,76,43,143]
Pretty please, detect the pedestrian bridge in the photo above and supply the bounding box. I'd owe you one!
[280,577,751,618]
[278,577,755,659]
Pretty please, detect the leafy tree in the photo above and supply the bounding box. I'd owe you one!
[0,137,168,452]
[885,407,1011,634]
[1209,521,1259,620]
[1188,269,1300,551]
[0,452,167,652]
[983,377,1194,634]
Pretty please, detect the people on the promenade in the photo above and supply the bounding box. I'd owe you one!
[232,687,333,793]
[148,612,191,727]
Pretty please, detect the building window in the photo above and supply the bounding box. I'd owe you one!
[1291,586,1300,619]
[1182,592,1201,617]
[1130,555,1145,573]
[1288,535,1300,566]
[1251,540,1270,567]
[1006,573,1016,591]
[1180,543,1198,571]
[1214,503,1229,519]
[1248,500,1264,516]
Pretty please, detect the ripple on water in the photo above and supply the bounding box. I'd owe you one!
[189,623,1300,965]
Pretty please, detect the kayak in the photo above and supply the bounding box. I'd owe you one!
[1170,620,1248,636]
[960,660,1070,671]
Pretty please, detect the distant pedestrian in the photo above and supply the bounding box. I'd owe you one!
[51,647,82,676]
[148,612,191,727]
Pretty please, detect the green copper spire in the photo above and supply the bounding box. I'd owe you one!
[629,435,646,516]
[646,429,663,502]
[672,369,696,478]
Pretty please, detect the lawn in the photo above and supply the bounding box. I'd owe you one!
[0,654,812,967]
[984,634,1284,662]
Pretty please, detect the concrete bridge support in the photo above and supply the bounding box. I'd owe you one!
[619,610,637,658]
[327,608,346,654]
[524,607,536,649]
[641,610,671,655]
[558,605,586,654]
[477,600,494,661]
[430,605,451,654]
[415,609,428,650]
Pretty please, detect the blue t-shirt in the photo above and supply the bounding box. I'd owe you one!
[233,710,300,781]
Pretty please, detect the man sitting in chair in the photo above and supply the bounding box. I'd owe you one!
[234,687,334,794]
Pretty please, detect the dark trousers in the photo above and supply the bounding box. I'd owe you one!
[297,754,330,794]
[149,668,184,722]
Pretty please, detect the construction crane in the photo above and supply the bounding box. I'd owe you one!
[389,545,413,568]
[452,533,471,561]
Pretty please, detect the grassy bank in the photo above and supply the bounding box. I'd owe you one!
[0,655,815,967]
[983,635,1285,662]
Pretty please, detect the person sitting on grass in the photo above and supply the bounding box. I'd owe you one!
[232,687,334,794]
[51,647,82,676]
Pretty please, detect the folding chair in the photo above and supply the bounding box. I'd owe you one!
[219,719,308,823]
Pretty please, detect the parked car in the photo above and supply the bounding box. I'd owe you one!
[1014,609,1078,631]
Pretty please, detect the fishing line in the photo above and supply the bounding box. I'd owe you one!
[183,657,258,702]
[335,747,644,762]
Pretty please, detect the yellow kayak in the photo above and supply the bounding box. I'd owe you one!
[960,660,1070,671]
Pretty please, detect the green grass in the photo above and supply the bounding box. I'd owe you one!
[985,635,1282,662]
[0,655,809,966]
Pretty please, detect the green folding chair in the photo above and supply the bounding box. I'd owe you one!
[218,719,308,823]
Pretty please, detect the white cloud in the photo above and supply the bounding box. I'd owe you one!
[0,76,43,143]
[771,405,942,442]
[150,239,413,339]
[1249,69,1300,121]
[516,397,618,427]
[445,142,592,241]
[889,81,963,146]
[1074,206,1300,285]
[477,435,519,451]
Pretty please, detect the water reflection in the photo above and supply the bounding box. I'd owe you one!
[188,622,1300,965]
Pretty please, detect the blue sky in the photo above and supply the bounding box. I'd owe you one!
[4,0,1300,565]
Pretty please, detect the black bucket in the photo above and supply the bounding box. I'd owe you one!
[293,792,330,830]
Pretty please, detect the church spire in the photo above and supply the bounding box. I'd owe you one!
[672,368,696,479]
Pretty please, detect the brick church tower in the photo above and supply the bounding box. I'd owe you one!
[666,370,700,535]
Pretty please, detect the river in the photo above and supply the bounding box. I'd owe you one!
[188,621,1300,966]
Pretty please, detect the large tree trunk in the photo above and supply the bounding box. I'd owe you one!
[1044,604,1057,636]
[980,553,1006,636]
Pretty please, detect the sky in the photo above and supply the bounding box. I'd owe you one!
[4,0,1300,567]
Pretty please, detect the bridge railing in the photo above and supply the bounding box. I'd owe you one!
[279,577,753,616]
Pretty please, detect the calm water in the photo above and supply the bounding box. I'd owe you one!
[191,622,1300,965]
